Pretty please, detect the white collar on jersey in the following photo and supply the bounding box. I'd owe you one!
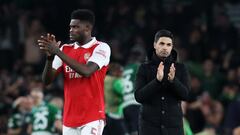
[73,37,97,49]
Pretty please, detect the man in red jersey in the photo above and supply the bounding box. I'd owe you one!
[37,9,111,135]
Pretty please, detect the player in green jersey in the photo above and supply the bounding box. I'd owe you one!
[122,47,145,135]
[103,63,127,135]
[28,88,62,135]
[8,96,33,135]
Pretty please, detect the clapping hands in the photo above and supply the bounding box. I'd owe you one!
[38,33,61,56]
[168,63,175,82]
[157,62,175,82]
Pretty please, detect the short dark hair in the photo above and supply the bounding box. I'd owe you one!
[146,29,174,60]
[71,9,95,26]
[154,29,174,43]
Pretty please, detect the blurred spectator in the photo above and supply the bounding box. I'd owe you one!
[199,92,224,135]
[28,87,62,135]
[188,75,203,102]
[185,26,206,62]
[49,96,63,111]
[24,18,45,73]
[223,94,240,135]
[200,59,224,99]
[210,13,239,53]
[185,75,205,133]
[182,101,194,135]
[186,95,205,133]
[121,47,145,135]
[103,63,127,135]
[7,96,33,135]
[188,92,224,135]
[219,83,239,109]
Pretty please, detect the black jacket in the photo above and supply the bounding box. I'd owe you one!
[134,50,190,135]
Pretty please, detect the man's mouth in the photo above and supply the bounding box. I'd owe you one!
[161,51,168,55]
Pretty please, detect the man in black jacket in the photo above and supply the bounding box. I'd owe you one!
[134,29,190,135]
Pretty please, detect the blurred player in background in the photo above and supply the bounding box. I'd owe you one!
[103,63,127,135]
[122,47,145,135]
[28,88,62,135]
[37,9,111,135]
[8,96,32,135]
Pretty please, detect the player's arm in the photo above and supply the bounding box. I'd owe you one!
[42,58,58,85]
[38,34,98,77]
[60,43,110,77]
[39,34,110,77]
[38,34,61,85]
[51,105,62,133]
[54,119,62,132]
[56,51,99,77]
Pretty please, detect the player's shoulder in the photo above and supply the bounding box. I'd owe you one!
[60,43,74,49]
[95,41,111,51]
[97,40,109,46]
[47,103,59,110]
[59,43,76,52]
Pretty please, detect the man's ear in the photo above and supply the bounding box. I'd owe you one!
[153,42,156,49]
[85,23,93,31]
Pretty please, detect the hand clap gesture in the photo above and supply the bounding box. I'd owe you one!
[157,62,164,81]
[156,62,176,82]
[168,63,175,82]
[38,33,61,56]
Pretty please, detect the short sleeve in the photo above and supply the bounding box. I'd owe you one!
[88,43,111,69]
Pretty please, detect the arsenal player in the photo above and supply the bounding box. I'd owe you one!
[38,9,111,135]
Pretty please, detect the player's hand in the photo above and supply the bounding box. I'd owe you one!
[38,33,61,56]
[156,62,164,82]
[168,63,175,82]
[37,33,51,56]
[13,97,25,107]
[54,120,62,131]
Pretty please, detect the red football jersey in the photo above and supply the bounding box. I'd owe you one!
[52,37,111,127]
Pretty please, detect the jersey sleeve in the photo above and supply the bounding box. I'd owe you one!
[87,43,111,69]
[50,104,62,120]
[52,46,64,70]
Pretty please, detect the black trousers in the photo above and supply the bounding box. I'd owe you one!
[103,114,128,135]
[123,105,140,133]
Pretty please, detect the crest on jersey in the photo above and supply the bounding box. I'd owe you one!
[84,52,91,61]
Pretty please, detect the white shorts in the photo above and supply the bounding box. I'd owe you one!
[63,120,105,135]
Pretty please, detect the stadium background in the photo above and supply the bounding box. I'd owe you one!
[0,0,240,134]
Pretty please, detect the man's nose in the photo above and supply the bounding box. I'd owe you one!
[162,46,167,50]
[70,28,73,32]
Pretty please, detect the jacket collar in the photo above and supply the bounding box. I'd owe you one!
[151,49,177,65]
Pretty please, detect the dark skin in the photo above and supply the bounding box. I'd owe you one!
[38,19,99,85]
